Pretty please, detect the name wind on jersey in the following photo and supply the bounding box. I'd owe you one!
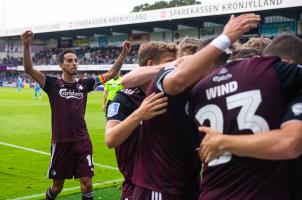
[206,81,238,100]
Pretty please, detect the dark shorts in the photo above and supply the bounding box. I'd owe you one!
[47,139,94,179]
[120,184,135,200]
[132,186,199,200]
[120,192,132,200]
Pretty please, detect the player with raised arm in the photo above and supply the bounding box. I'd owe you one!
[187,29,302,199]
[197,34,302,200]
[21,30,131,200]
[105,41,176,200]
[130,14,260,200]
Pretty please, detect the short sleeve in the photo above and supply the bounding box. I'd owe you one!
[281,95,302,124]
[272,61,302,98]
[42,75,57,93]
[104,82,109,91]
[153,65,176,92]
[85,78,96,92]
[106,91,136,121]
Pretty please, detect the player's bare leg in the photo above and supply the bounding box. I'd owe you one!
[45,179,64,200]
[80,177,93,200]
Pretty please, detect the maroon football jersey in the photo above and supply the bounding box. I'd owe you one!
[282,95,302,200]
[107,87,145,197]
[43,76,95,143]
[133,67,201,196]
[189,56,302,200]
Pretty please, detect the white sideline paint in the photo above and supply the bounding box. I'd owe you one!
[11,178,123,200]
[0,141,119,170]
[0,141,50,155]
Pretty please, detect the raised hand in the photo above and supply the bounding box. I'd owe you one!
[122,41,131,55]
[223,13,261,43]
[21,30,34,46]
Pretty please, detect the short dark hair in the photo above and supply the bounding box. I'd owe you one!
[58,49,76,64]
[263,34,302,63]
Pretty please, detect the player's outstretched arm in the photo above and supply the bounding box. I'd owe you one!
[198,121,302,162]
[105,92,168,148]
[21,30,45,87]
[163,13,261,95]
[96,41,131,85]
[121,56,191,88]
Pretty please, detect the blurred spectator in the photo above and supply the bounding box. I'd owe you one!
[0,44,139,66]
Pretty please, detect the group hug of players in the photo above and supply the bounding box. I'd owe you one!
[21,13,302,200]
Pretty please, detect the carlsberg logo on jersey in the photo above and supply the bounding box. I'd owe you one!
[59,88,84,99]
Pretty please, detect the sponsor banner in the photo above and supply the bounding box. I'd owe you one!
[260,21,296,36]
[73,39,90,47]
[2,82,17,87]
[2,0,301,37]
[0,66,7,71]
[0,66,17,71]
[17,64,139,71]
[6,66,18,70]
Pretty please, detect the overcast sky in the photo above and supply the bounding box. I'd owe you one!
[0,0,162,29]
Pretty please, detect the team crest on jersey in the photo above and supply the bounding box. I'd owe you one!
[107,103,120,117]
[217,67,228,75]
[77,84,83,91]
[51,170,57,176]
[291,103,302,116]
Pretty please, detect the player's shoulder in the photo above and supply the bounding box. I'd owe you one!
[112,90,130,104]
[45,75,59,85]
[79,77,94,82]
[45,75,58,80]
[106,79,115,84]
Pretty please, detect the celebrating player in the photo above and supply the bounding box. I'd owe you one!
[21,30,131,200]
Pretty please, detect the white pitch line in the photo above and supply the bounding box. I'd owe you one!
[0,141,50,155]
[0,141,119,170]
[94,163,119,170]
[11,178,123,200]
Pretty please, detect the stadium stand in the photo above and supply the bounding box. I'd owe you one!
[0,1,301,87]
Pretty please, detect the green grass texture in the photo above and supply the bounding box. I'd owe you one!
[0,87,122,199]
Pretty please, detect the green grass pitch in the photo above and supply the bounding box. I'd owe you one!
[0,87,122,199]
